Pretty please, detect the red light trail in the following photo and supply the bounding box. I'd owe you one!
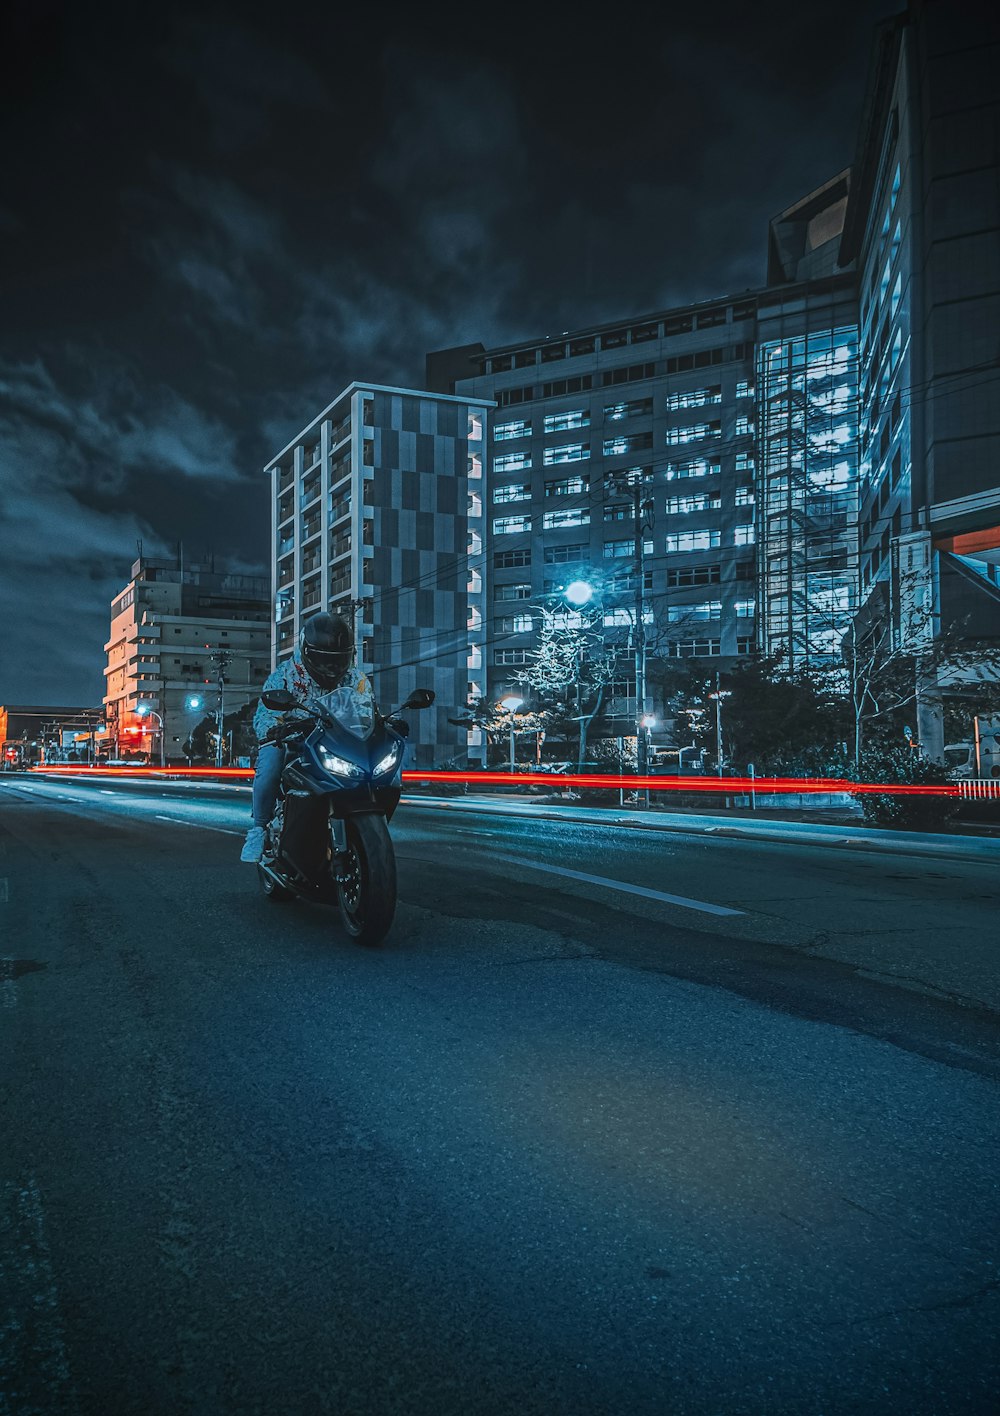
[28,765,961,797]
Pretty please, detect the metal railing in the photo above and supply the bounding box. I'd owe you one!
[957,779,1000,799]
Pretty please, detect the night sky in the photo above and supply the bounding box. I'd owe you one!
[1,0,900,706]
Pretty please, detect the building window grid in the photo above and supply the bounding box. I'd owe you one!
[665,386,721,411]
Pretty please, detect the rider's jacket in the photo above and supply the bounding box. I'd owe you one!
[253,653,375,744]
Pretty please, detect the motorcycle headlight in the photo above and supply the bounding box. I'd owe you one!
[373,743,404,778]
[317,745,364,780]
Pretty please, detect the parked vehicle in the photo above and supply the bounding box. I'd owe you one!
[255,685,435,945]
[944,721,1000,779]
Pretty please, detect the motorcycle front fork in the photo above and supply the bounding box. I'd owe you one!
[329,816,352,885]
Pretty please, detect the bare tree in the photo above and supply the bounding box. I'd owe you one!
[515,607,622,769]
[842,578,1000,764]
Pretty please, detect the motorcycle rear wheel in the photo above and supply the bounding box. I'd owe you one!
[337,814,397,946]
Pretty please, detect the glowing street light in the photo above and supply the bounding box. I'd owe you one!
[564,579,594,608]
[134,702,165,767]
[499,694,523,773]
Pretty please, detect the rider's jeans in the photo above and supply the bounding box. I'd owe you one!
[252,744,283,827]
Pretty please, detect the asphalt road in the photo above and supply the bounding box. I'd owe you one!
[1,775,998,1415]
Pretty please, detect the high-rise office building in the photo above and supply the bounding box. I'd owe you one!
[756,174,860,671]
[840,0,1000,755]
[445,300,760,732]
[264,382,493,769]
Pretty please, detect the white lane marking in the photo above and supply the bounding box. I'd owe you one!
[99,789,115,795]
[155,815,242,836]
[492,854,744,917]
[0,877,7,902]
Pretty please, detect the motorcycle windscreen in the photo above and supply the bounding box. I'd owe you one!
[316,684,374,740]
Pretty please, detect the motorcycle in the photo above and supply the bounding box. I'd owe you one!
[254,684,435,945]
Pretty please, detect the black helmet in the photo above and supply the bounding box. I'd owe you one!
[299,612,353,689]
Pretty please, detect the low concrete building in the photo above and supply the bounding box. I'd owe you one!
[103,556,270,764]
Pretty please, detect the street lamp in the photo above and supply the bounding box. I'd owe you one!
[499,694,523,772]
[564,579,594,608]
[134,703,165,767]
[707,676,732,777]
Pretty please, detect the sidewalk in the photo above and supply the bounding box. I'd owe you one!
[403,792,1000,861]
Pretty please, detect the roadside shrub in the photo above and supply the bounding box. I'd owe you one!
[848,748,959,831]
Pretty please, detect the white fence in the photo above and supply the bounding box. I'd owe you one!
[957,779,1000,800]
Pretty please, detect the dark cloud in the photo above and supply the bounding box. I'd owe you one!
[0,0,900,704]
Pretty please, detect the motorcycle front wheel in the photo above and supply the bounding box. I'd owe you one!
[337,814,397,946]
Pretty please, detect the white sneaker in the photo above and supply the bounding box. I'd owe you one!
[240,826,266,863]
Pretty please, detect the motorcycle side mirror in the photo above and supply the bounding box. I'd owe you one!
[262,688,297,711]
[393,719,410,738]
[400,689,435,711]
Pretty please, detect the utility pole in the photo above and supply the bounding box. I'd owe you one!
[708,671,732,778]
[607,469,654,787]
[211,649,231,767]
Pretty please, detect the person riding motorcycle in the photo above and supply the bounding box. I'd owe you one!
[240,612,375,863]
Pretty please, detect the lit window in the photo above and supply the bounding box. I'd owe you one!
[493,515,531,535]
[735,598,755,616]
[665,493,718,514]
[735,452,754,473]
[891,273,902,317]
[493,483,530,503]
[665,422,720,445]
[667,639,721,658]
[665,459,719,481]
[551,609,586,629]
[544,475,588,497]
[664,529,721,552]
[494,583,532,601]
[604,538,653,557]
[603,433,653,457]
[543,443,590,465]
[735,381,754,399]
[734,525,755,546]
[494,451,531,472]
[494,419,531,441]
[735,416,753,437]
[542,507,590,529]
[665,386,721,410]
[604,397,654,421]
[544,410,589,432]
[734,486,755,506]
[667,601,721,621]
[603,607,654,627]
[498,614,534,634]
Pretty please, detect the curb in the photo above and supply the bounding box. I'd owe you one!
[400,794,1000,862]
